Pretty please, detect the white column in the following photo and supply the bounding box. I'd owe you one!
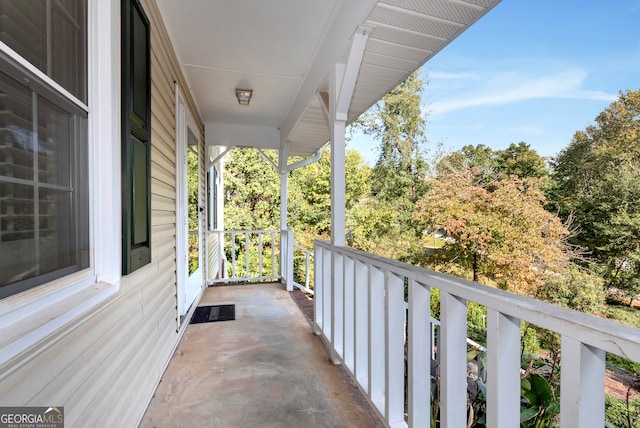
[279,142,290,287]
[328,28,370,247]
[330,63,346,246]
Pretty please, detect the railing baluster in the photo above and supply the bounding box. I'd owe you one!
[245,232,249,276]
[309,240,640,428]
[271,231,276,278]
[369,265,386,415]
[487,309,521,427]
[322,245,332,339]
[305,251,310,289]
[560,337,605,428]
[231,231,236,277]
[258,232,263,278]
[385,272,405,427]
[408,279,430,428]
[440,291,467,427]
[313,242,323,335]
[343,255,355,372]
[331,251,344,362]
[354,259,369,391]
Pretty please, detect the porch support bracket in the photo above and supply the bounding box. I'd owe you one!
[257,148,279,171]
[209,146,234,167]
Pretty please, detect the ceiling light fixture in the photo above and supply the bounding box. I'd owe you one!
[236,88,253,105]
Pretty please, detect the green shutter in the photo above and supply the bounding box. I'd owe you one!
[121,0,151,274]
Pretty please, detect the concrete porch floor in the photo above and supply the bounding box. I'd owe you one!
[139,283,381,427]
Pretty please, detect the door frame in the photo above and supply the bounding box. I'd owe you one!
[175,84,204,326]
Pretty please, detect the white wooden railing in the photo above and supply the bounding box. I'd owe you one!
[210,230,282,283]
[208,229,312,293]
[314,239,640,428]
[293,243,314,295]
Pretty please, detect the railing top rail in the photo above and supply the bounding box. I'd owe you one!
[211,229,282,234]
[293,243,313,254]
[315,239,640,361]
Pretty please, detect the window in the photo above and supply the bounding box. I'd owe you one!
[0,1,89,299]
[121,0,151,274]
[0,0,87,102]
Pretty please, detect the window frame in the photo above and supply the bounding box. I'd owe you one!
[0,0,122,366]
[0,53,90,299]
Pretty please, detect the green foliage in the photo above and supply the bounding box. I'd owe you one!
[467,302,487,346]
[538,267,606,314]
[606,303,640,328]
[224,148,280,230]
[548,89,640,301]
[355,71,428,204]
[187,147,200,273]
[413,168,569,295]
[520,323,541,355]
[347,71,430,259]
[520,375,560,427]
[605,395,640,427]
[607,353,640,378]
[437,142,548,181]
[289,147,370,245]
[495,142,549,180]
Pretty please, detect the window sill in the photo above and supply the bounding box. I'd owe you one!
[0,279,119,367]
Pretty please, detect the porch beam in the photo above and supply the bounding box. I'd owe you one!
[279,0,379,145]
[336,26,371,120]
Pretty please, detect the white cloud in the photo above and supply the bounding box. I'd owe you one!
[428,69,617,116]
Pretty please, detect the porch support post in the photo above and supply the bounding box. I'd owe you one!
[329,26,370,247]
[279,142,292,290]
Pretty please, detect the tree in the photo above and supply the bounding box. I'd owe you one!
[412,168,569,295]
[548,89,640,302]
[224,148,280,230]
[353,71,429,205]
[288,147,370,247]
[437,142,548,181]
[436,144,495,177]
[348,71,429,258]
[495,142,548,179]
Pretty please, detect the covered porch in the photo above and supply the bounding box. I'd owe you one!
[154,0,640,426]
[146,231,640,427]
[139,283,380,427]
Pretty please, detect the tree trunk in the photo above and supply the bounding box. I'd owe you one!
[473,253,479,282]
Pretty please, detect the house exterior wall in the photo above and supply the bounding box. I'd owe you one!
[0,1,208,426]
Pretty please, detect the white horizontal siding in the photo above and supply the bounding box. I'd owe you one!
[0,0,207,426]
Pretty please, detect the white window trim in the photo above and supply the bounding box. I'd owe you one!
[0,0,121,367]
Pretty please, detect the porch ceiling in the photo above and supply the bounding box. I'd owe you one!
[156,0,501,157]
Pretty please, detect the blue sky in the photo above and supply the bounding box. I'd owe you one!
[349,0,640,164]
